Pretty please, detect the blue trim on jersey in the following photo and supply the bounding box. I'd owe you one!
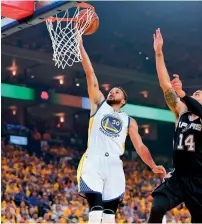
[90,99,106,118]
[102,193,124,202]
[79,191,102,195]
[128,116,131,128]
[79,177,94,192]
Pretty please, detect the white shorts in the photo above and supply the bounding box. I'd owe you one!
[77,151,125,201]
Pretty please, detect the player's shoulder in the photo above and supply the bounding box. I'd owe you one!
[178,110,190,118]
[176,110,190,124]
[128,117,138,129]
[120,110,129,117]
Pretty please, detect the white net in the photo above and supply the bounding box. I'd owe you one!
[46,6,94,68]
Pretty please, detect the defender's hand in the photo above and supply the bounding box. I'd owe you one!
[171,74,185,98]
[153,28,163,54]
[152,165,167,178]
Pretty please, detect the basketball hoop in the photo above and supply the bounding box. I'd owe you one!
[45,3,95,68]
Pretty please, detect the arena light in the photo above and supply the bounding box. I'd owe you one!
[141,124,150,134]
[53,75,64,85]
[59,79,64,85]
[41,91,49,100]
[140,90,148,98]
[55,113,65,123]
[9,106,17,115]
[60,116,64,123]
[6,59,18,76]
[102,84,110,91]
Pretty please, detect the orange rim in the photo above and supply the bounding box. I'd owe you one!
[44,2,95,22]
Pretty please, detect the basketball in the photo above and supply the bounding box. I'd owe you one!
[77,9,99,35]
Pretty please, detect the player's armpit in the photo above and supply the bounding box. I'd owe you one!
[164,87,187,118]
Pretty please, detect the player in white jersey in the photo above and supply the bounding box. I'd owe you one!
[77,39,166,224]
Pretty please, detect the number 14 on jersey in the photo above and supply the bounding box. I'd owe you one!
[177,134,195,152]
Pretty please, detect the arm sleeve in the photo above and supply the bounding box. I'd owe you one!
[180,95,202,118]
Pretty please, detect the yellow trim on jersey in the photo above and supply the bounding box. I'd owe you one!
[87,117,95,148]
[122,144,125,151]
[77,152,87,192]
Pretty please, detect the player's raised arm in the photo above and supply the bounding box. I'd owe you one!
[129,118,166,177]
[80,40,104,108]
[153,28,186,118]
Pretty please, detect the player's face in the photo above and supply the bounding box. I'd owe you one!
[106,88,126,107]
[191,90,202,104]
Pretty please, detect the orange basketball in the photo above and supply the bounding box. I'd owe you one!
[76,9,99,35]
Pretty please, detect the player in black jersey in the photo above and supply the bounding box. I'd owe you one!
[148,28,202,223]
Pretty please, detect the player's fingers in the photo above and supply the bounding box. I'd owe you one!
[158,165,165,171]
[171,82,179,87]
[171,79,180,86]
[172,83,181,89]
[153,34,156,41]
[172,78,181,84]
[161,167,167,177]
[156,29,160,39]
[154,167,163,173]
[173,74,179,79]
[158,167,167,177]
[171,78,178,84]
[157,28,162,38]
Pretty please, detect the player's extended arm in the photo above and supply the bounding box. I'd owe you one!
[80,41,104,107]
[153,29,186,117]
[129,118,166,177]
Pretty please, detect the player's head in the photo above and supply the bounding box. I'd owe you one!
[106,87,128,108]
[191,90,202,104]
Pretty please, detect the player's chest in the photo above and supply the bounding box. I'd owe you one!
[178,120,202,133]
[95,111,128,136]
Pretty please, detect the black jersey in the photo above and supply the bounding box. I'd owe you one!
[173,111,202,176]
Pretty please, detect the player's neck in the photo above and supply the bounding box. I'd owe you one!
[190,114,199,120]
[112,105,121,112]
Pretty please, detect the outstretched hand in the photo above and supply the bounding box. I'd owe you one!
[152,165,167,178]
[153,28,163,54]
[171,74,185,98]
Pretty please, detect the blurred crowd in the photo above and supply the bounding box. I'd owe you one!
[1,142,191,223]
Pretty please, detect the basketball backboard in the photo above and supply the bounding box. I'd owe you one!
[1,1,78,38]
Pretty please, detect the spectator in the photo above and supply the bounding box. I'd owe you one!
[1,145,191,223]
[33,128,41,140]
[28,191,40,207]
[14,188,28,205]
[43,131,51,141]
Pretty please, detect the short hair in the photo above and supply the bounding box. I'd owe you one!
[115,86,128,106]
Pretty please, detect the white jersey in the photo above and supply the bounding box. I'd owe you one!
[87,100,130,156]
